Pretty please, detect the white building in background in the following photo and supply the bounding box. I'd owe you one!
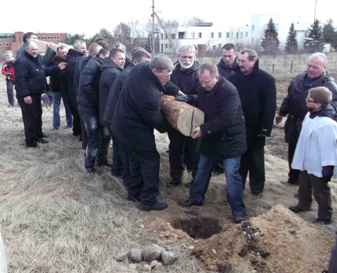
[158,14,311,54]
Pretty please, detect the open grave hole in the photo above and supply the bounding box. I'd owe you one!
[171,216,222,239]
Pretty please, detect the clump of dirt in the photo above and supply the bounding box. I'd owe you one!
[191,205,334,273]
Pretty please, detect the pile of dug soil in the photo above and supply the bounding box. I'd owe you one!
[191,205,334,273]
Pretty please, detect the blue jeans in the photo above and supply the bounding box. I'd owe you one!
[190,154,246,217]
[52,91,73,129]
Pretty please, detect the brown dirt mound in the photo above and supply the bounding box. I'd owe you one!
[191,205,334,273]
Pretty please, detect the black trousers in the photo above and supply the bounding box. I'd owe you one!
[111,136,124,175]
[296,171,332,221]
[328,237,337,273]
[6,79,15,106]
[18,94,43,145]
[127,147,160,206]
[168,129,198,182]
[240,142,265,194]
[285,117,301,184]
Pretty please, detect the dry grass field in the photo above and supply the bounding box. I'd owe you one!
[0,75,336,273]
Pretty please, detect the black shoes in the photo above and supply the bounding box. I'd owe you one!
[313,218,332,225]
[138,200,168,211]
[289,206,311,213]
[37,138,48,144]
[180,199,203,208]
[26,142,38,148]
[233,214,248,224]
[85,167,96,174]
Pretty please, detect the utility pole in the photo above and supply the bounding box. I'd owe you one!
[151,0,156,54]
[314,0,318,22]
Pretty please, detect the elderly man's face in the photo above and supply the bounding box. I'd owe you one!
[222,48,236,66]
[238,53,256,75]
[57,47,68,59]
[112,52,126,69]
[307,57,325,79]
[178,49,195,69]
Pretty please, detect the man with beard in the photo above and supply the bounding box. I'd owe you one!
[166,45,200,186]
[112,55,173,211]
[15,41,66,147]
[65,39,88,137]
[78,44,110,173]
[229,49,276,196]
[275,53,337,185]
[98,48,126,170]
[217,43,239,79]
[289,87,337,225]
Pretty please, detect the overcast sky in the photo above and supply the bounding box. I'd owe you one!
[1,0,336,36]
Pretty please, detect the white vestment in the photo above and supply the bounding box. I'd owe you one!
[292,113,337,178]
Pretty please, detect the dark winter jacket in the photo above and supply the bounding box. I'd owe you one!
[112,64,167,152]
[217,58,240,79]
[99,59,123,125]
[194,78,246,159]
[103,64,134,127]
[229,61,276,146]
[49,55,67,92]
[65,49,86,108]
[14,52,57,98]
[279,72,337,121]
[78,56,105,115]
[164,62,200,97]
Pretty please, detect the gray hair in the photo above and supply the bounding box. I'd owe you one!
[240,48,258,61]
[176,45,196,55]
[308,52,328,66]
[198,63,219,78]
[150,55,174,71]
[87,42,102,57]
[73,39,86,51]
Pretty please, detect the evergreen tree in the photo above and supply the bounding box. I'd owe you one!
[261,18,280,54]
[304,20,323,52]
[285,23,298,54]
[323,19,337,49]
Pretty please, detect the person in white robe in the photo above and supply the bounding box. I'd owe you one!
[289,86,337,224]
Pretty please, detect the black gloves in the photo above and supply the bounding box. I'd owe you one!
[322,166,334,183]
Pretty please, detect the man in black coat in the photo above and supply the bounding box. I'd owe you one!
[49,45,73,129]
[166,45,200,185]
[98,48,125,172]
[78,47,109,173]
[65,40,87,137]
[275,52,337,185]
[103,48,151,185]
[112,55,173,211]
[217,43,239,80]
[229,49,276,196]
[182,64,247,223]
[15,41,66,147]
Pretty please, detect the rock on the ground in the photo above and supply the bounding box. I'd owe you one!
[142,244,164,262]
[128,248,143,263]
[160,250,178,265]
